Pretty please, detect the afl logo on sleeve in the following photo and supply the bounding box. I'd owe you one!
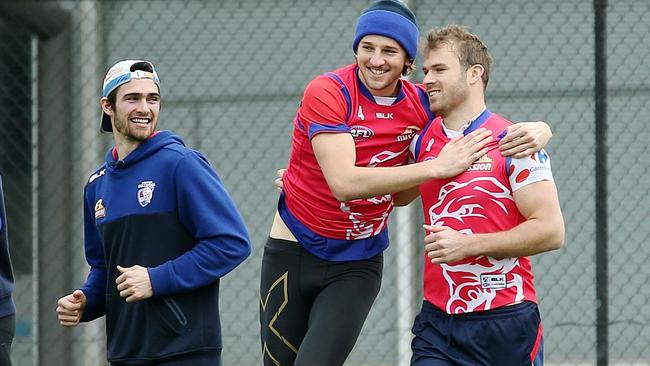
[350,125,374,141]
[137,181,156,207]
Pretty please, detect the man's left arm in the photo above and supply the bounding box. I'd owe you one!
[425,180,564,264]
[120,152,252,301]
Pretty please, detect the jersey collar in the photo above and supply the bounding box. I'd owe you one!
[440,106,492,137]
[355,66,406,104]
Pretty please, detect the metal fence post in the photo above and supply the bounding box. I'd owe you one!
[594,0,609,365]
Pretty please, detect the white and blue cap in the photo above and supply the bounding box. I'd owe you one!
[100,60,160,133]
[352,0,419,61]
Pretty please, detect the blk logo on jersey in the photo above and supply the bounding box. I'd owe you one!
[137,181,156,207]
[350,125,374,141]
[376,112,393,119]
[94,199,106,219]
[88,168,106,184]
[480,274,507,289]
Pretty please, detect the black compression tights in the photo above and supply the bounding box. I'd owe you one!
[0,314,14,366]
[259,237,383,366]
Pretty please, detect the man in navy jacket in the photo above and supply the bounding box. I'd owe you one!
[56,60,251,366]
[0,173,15,366]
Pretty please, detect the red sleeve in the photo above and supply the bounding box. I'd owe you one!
[298,75,350,139]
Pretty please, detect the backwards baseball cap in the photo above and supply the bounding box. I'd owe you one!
[352,0,419,61]
[100,60,160,133]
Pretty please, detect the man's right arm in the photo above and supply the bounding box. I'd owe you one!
[424,179,564,263]
[56,290,87,326]
[312,130,491,202]
[424,151,564,263]
[77,188,107,322]
[293,74,492,202]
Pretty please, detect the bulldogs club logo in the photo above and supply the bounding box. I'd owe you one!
[137,181,156,207]
[427,177,524,313]
[428,177,512,227]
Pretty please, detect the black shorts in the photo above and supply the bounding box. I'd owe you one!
[259,237,383,366]
[411,300,544,366]
[110,349,221,366]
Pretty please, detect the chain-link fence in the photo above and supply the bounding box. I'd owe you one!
[0,0,648,365]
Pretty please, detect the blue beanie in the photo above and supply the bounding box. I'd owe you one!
[352,0,419,61]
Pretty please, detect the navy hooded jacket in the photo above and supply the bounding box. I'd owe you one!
[0,173,15,318]
[79,131,251,363]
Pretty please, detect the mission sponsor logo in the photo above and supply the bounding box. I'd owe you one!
[468,154,493,172]
[350,125,374,141]
[396,125,421,142]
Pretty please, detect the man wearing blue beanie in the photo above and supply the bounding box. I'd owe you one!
[352,0,420,63]
[259,1,552,365]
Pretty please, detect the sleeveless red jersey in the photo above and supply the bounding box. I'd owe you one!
[280,64,432,261]
[413,109,554,314]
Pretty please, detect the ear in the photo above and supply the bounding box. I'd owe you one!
[100,97,113,116]
[468,64,484,86]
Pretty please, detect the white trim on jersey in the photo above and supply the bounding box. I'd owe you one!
[373,95,398,106]
[508,149,554,192]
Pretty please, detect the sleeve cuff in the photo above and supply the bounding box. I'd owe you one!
[147,263,174,297]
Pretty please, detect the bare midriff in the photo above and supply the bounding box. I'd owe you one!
[269,211,298,242]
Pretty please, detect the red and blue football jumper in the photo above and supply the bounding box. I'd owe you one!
[261,64,433,366]
[411,108,553,365]
[280,64,432,261]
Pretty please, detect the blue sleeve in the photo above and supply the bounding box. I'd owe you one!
[415,83,436,122]
[147,152,251,296]
[79,188,106,322]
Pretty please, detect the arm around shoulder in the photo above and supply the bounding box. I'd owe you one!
[499,121,553,158]
[311,128,493,202]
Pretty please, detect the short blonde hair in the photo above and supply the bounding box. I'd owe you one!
[422,24,492,89]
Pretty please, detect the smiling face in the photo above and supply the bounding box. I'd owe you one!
[355,34,411,97]
[102,78,160,143]
[421,43,471,117]
[421,25,492,119]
